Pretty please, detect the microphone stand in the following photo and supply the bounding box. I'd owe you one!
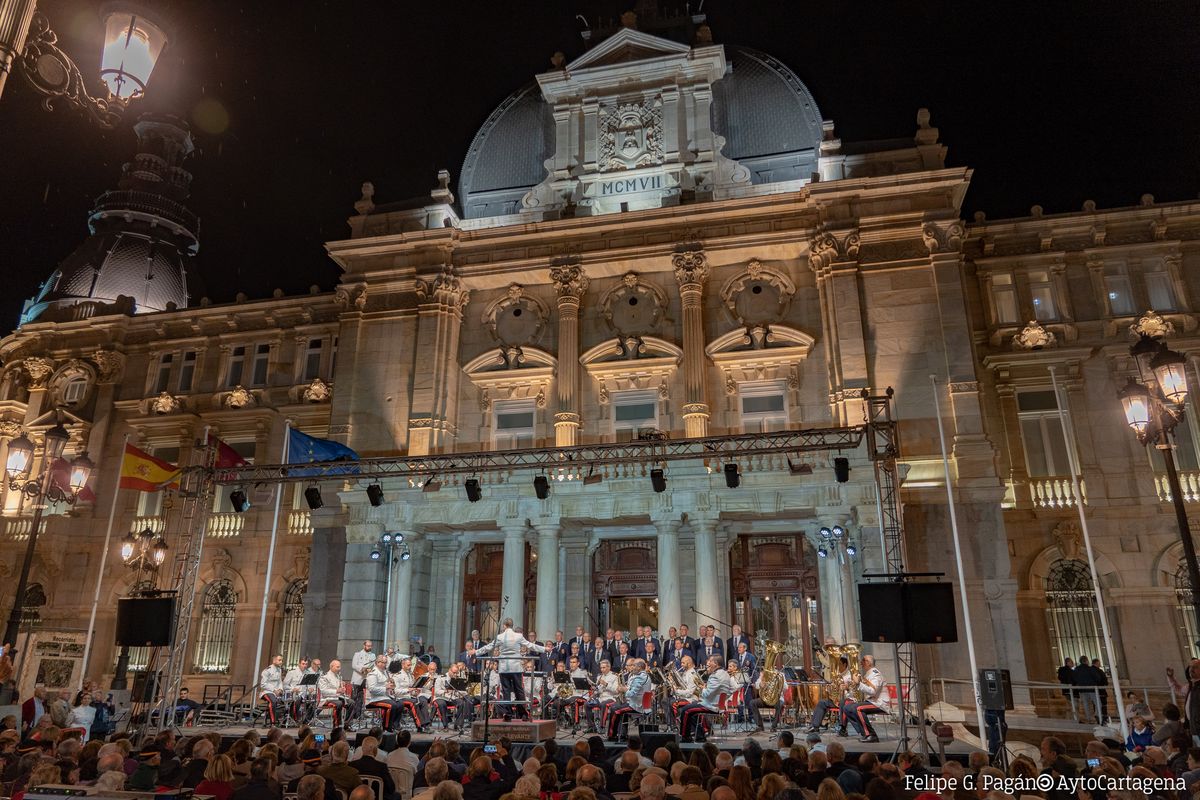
[480,595,506,744]
[689,605,735,631]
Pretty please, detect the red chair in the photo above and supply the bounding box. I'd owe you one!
[692,692,728,739]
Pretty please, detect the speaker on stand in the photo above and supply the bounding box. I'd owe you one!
[979,668,1012,769]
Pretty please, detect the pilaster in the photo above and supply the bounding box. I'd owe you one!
[673,246,711,437]
[409,265,470,455]
[301,506,347,661]
[551,262,588,446]
[809,228,867,425]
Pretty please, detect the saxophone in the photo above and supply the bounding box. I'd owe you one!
[757,639,787,708]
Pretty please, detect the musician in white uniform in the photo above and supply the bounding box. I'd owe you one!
[365,655,405,732]
[283,658,310,722]
[668,655,699,728]
[840,655,890,743]
[751,666,785,732]
[551,655,590,726]
[259,654,285,725]
[679,655,733,742]
[606,658,652,740]
[318,659,348,728]
[585,659,619,734]
[350,640,375,716]
[392,658,433,730]
[433,662,468,730]
[521,659,545,718]
[806,656,852,733]
[475,618,545,719]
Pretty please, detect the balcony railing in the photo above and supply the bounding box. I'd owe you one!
[287,510,312,536]
[1156,470,1200,503]
[0,517,31,541]
[207,513,244,538]
[130,515,167,534]
[1030,476,1086,508]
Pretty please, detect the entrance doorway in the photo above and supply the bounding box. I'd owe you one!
[462,543,535,640]
[592,539,658,634]
[730,534,823,672]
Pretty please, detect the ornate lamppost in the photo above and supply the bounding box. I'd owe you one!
[1118,333,1200,641]
[0,1,169,127]
[109,527,168,690]
[2,418,94,662]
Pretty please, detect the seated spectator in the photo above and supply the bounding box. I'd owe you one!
[816,778,846,800]
[675,766,707,800]
[14,762,62,800]
[196,753,237,800]
[415,758,451,800]
[182,737,215,788]
[537,763,562,800]
[463,754,513,800]
[576,764,614,800]
[351,736,397,799]
[289,749,338,800]
[320,741,363,796]
[569,789,597,800]
[1126,716,1154,753]
[299,774,328,800]
[807,752,831,791]
[232,757,280,800]
[639,773,666,800]
[436,780,466,800]
[516,774,543,799]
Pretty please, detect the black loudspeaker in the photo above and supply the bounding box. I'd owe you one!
[639,730,678,750]
[650,469,667,493]
[906,583,958,644]
[464,479,482,502]
[979,668,1014,711]
[833,457,850,483]
[116,596,175,647]
[858,583,958,644]
[858,584,907,643]
[131,670,161,703]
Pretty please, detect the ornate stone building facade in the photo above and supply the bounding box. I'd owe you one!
[0,15,1196,711]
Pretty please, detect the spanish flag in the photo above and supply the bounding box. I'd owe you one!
[119,444,182,492]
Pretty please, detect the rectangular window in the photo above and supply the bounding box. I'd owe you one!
[1028,269,1058,321]
[330,336,339,376]
[613,390,659,441]
[739,380,788,433]
[493,400,535,449]
[251,344,270,386]
[154,353,173,394]
[213,442,257,512]
[136,446,180,518]
[303,338,324,381]
[1017,390,1071,476]
[991,273,1018,325]
[1148,415,1200,472]
[63,379,88,406]
[1103,266,1135,316]
[178,351,197,392]
[225,346,246,388]
[1146,272,1178,312]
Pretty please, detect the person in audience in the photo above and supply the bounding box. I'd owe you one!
[320,741,362,796]
[232,757,280,800]
[351,736,397,799]
[196,753,237,800]
[289,750,338,800]
[298,774,327,800]
[577,764,615,800]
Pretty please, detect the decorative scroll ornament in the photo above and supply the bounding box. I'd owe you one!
[302,377,332,403]
[549,263,589,299]
[672,248,710,288]
[921,220,966,254]
[19,12,124,129]
[1052,521,1081,561]
[21,357,55,387]
[90,350,125,382]
[598,99,664,172]
[0,420,22,439]
[333,286,351,309]
[1011,320,1056,350]
[1130,309,1174,340]
[151,391,181,414]
[415,265,470,311]
[354,288,368,311]
[223,385,256,409]
[808,229,861,272]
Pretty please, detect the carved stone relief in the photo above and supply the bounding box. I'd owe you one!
[599,99,664,172]
[482,284,548,347]
[600,272,666,338]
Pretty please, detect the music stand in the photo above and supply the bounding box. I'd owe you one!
[571,677,590,691]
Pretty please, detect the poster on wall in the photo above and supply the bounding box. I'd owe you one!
[17,630,87,700]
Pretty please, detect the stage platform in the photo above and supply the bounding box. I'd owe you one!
[165,722,983,764]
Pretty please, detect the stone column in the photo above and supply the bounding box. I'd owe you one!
[551,262,588,446]
[692,518,720,635]
[654,519,682,632]
[673,247,711,438]
[534,524,560,638]
[337,522,387,659]
[301,506,348,661]
[388,532,419,650]
[839,547,859,642]
[409,266,470,455]
[501,524,527,627]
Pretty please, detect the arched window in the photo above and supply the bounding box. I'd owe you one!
[278,580,306,666]
[193,579,237,673]
[1045,559,1104,668]
[1175,562,1200,659]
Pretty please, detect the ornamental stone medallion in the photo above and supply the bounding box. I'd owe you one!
[600,272,666,338]
[721,259,795,327]
[483,284,548,348]
[599,99,664,172]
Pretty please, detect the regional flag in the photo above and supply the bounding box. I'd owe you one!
[119,443,182,491]
[287,428,359,476]
[207,434,249,469]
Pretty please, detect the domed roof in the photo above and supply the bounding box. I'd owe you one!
[458,44,823,219]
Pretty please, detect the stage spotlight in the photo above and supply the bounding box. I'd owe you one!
[650,468,667,493]
[787,459,813,475]
[582,468,603,486]
[367,483,384,507]
[381,532,393,544]
[422,476,441,493]
[304,486,323,510]
[817,546,828,558]
[533,475,550,499]
[831,525,845,539]
[846,542,858,556]
[834,456,850,483]
[394,532,404,543]
[229,489,250,513]
[369,549,381,561]
[819,526,832,539]
[723,463,740,488]
[465,478,482,502]
[400,549,411,561]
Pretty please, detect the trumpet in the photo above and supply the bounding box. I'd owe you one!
[694,669,709,691]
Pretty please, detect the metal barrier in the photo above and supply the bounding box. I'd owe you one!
[928,676,1176,722]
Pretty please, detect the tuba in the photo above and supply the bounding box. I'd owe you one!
[842,643,864,701]
[822,644,845,702]
[757,639,787,708]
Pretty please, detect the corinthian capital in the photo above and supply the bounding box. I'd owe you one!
[549,261,589,299]
[807,228,861,273]
[921,220,966,254]
[415,265,470,312]
[21,357,55,388]
[672,248,709,288]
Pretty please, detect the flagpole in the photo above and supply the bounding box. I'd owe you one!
[80,433,130,690]
[1049,366,1128,738]
[253,420,290,699]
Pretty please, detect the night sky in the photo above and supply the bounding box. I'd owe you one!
[0,1,1197,332]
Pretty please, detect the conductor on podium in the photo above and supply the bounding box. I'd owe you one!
[475,617,545,719]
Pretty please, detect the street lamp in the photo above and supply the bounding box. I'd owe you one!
[0,1,170,127]
[2,419,94,659]
[1120,333,1200,643]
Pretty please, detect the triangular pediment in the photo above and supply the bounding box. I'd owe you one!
[567,28,692,71]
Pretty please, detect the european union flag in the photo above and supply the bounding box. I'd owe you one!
[287,428,360,476]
